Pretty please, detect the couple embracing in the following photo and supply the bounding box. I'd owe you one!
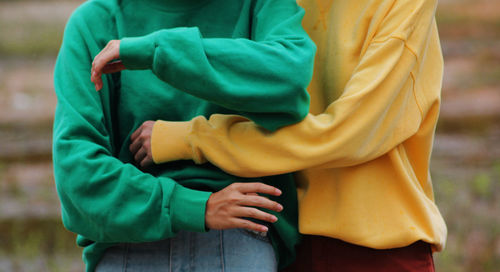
[53,0,446,271]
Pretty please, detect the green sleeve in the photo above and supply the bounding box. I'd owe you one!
[120,0,316,131]
[52,5,210,243]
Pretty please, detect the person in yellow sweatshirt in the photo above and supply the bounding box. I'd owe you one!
[128,0,447,270]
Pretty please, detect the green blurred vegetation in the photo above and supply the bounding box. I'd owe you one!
[0,0,499,271]
[0,219,81,272]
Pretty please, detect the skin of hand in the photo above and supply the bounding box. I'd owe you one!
[129,121,155,168]
[130,122,283,232]
[91,40,126,91]
[205,182,283,232]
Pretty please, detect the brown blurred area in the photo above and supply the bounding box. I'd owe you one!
[0,0,499,271]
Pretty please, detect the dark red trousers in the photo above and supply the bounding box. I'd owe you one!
[281,235,435,272]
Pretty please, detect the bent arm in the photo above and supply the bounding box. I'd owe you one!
[119,0,315,131]
[150,0,442,176]
[53,9,209,243]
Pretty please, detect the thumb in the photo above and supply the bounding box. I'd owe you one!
[102,61,126,74]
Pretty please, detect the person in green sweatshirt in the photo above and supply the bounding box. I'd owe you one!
[52,0,315,271]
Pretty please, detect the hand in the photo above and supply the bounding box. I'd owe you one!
[91,40,126,91]
[130,121,155,168]
[205,182,284,233]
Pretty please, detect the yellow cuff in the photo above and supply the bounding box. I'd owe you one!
[151,120,193,164]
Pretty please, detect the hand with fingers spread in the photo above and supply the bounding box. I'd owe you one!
[129,121,155,168]
[205,182,283,233]
[91,40,126,91]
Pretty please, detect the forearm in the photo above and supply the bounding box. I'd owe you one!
[54,141,210,242]
[151,0,440,176]
[152,54,421,177]
[119,0,315,131]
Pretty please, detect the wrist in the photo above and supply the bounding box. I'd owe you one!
[204,193,214,231]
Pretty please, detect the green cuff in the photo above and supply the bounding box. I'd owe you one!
[120,34,156,70]
[170,184,211,233]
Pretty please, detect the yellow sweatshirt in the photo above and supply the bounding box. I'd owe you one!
[152,0,447,251]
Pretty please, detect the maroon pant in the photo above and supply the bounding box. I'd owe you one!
[281,235,435,272]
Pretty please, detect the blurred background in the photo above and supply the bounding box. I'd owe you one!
[0,0,499,271]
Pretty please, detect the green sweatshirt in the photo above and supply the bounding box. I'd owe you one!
[52,0,315,270]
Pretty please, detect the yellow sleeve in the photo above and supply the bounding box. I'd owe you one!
[152,0,441,178]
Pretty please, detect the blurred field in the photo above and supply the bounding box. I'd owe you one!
[0,0,499,271]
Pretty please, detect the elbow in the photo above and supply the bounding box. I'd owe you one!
[59,200,104,241]
[61,211,92,239]
[260,43,314,130]
[54,167,106,241]
[260,89,310,131]
[236,38,316,131]
[279,42,315,127]
[56,182,102,240]
[284,85,311,125]
[286,36,316,100]
[284,36,316,89]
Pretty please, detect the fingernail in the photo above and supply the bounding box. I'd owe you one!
[272,216,278,222]
[277,204,283,211]
[261,226,268,232]
[275,189,282,195]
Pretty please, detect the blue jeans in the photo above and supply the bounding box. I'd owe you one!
[95,228,277,271]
